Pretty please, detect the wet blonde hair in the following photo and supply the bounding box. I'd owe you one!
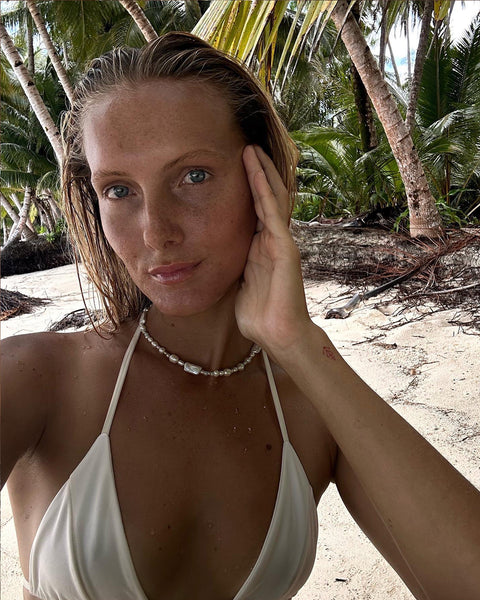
[62,31,298,331]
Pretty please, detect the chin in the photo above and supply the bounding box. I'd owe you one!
[146,281,240,319]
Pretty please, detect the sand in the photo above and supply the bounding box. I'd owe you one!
[1,264,479,599]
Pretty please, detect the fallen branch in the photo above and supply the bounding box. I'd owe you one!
[407,281,480,297]
[48,308,101,332]
[325,264,424,319]
[0,288,49,320]
[352,334,386,345]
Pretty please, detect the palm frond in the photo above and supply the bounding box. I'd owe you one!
[193,0,341,90]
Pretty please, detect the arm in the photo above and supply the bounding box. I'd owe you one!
[288,325,480,599]
[1,334,50,489]
[237,145,480,600]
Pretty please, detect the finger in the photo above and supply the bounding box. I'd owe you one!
[244,145,291,225]
[243,145,262,198]
[252,146,287,201]
[253,146,291,224]
[243,145,266,222]
[247,153,288,237]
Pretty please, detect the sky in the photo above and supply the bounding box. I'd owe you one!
[386,0,480,82]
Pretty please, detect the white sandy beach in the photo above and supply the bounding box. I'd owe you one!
[1,264,479,599]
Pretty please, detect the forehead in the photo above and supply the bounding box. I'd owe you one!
[82,80,241,169]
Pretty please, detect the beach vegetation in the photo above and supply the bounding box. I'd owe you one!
[1,1,479,257]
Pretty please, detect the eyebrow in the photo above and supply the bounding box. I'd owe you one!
[91,149,227,182]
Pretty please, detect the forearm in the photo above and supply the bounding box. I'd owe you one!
[274,323,480,598]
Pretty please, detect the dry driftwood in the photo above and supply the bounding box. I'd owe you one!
[291,225,480,329]
[0,288,49,320]
[48,308,102,332]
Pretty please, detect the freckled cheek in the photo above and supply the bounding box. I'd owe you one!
[100,209,140,261]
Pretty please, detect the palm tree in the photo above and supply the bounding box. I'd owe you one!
[193,0,443,237]
[1,191,20,243]
[5,174,35,246]
[117,0,158,42]
[330,0,442,237]
[1,49,64,244]
[292,118,404,222]
[26,0,75,103]
[1,0,205,244]
[0,21,63,163]
[405,0,434,133]
[415,14,480,219]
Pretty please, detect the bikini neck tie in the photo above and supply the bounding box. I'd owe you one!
[139,306,261,377]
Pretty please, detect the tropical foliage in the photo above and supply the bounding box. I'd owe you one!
[415,14,480,219]
[1,0,479,246]
[292,11,480,227]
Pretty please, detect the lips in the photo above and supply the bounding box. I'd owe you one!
[148,261,201,284]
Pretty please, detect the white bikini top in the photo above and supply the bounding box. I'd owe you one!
[23,323,318,600]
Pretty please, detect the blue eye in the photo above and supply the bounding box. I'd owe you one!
[184,169,208,184]
[105,185,130,199]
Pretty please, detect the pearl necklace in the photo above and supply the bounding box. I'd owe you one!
[139,307,261,376]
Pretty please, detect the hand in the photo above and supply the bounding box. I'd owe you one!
[235,145,312,360]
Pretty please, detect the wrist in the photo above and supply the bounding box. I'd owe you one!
[265,319,331,370]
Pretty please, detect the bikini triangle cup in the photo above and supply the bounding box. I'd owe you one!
[24,323,318,600]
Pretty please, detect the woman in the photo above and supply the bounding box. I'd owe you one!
[2,32,479,600]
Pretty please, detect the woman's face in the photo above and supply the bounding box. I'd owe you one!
[83,80,257,317]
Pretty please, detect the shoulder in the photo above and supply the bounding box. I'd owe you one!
[1,331,71,403]
[1,333,62,485]
[1,329,101,388]
[2,329,76,367]
[1,324,135,402]
[0,328,122,486]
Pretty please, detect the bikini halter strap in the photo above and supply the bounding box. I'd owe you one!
[262,350,290,443]
[102,323,142,435]
[101,325,289,444]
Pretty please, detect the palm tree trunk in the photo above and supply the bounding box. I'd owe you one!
[0,193,20,230]
[378,0,390,77]
[350,4,378,210]
[185,0,202,21]
[406,0,434,134]
[2,218,8,245]
[388,38,401,86]
[26,12,35,75]
[45,189,62,221]
[4,184,35,247]
[0,21,64,164]
[117,0,157,42]
[351,62,378,211]
[331,0,442,238]
[10,192,22,211]
[7,192,36,235]
[351,3,378,154]
[406,11,411,81]
[22,220,38,241]
[34,194,55,232]
[26,219,36,234]
[0,192,31,244]
[26,0,75,104]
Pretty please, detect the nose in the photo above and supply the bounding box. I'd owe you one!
[142,196,184,250]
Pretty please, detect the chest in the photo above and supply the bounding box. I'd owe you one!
[14,358,332,600]
[107,375,289,598]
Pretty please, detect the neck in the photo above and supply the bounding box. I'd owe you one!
[142,287,255,372]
